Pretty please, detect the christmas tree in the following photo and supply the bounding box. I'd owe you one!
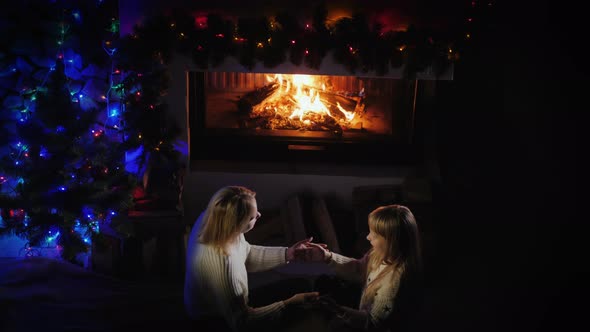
[0,0,136,263]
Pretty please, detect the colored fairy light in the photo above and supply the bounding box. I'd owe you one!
[109,19,119,33]
[59,186,66,191]
[291,40,296,44]
[109,108,119,117]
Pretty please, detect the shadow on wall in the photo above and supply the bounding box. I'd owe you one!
[181,171,409,228]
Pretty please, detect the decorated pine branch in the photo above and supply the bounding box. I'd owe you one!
[0,0,137,263]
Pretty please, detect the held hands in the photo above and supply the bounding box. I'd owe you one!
[285,292,344,318]
[286,237,332,263]
[313,295,343,315]
[285,292,320,306]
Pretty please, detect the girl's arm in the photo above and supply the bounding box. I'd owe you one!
[326,251,369,283]
[333,270,403,331]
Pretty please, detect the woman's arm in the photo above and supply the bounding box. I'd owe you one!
[242,235,288,272]
[220,255,286,330]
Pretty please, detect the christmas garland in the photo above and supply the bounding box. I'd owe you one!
[115,6,457,79]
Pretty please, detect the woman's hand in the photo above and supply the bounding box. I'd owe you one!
[284,292,320,306]
[303,242,332,263]
[286,237,329,262]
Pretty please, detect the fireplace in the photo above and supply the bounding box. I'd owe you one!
[187,69,432,166]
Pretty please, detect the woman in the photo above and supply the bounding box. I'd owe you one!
[309,204,422,332]
[184,186,319,332]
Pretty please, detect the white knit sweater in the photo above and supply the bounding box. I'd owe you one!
[328,252,404,331]
[184,218,288,331]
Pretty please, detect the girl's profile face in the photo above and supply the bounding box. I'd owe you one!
[366,226,387,254]
[240,199,261,234]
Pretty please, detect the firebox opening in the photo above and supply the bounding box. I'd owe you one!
[203,72,401,139]
[188,71,420,166]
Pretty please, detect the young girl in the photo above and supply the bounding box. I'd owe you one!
[183,186,319,332]
[310,204,422,332]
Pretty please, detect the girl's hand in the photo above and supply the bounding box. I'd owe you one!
[314,295,342,314]
[286,237,329,262]
[299,242,332,263]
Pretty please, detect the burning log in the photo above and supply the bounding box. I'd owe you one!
[237,82,279,113]
[318,90,359,111]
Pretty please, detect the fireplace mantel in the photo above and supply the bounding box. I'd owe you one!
[187,50,453,80]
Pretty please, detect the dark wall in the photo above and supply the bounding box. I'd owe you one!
[425,2,579,331]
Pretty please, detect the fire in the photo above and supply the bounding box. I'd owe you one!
[259,74,357,127]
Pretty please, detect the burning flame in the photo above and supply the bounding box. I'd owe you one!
[264,74,356,123]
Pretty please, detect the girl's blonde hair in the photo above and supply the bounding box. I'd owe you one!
[198,186,257,253]
[360,204,422,307]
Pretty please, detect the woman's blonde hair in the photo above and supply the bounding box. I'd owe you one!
[360,204,422,307]
[198,186,257,253]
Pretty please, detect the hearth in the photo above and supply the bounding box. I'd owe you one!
[188,70,426,166]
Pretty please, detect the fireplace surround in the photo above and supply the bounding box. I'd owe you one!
[187,62,446,168]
